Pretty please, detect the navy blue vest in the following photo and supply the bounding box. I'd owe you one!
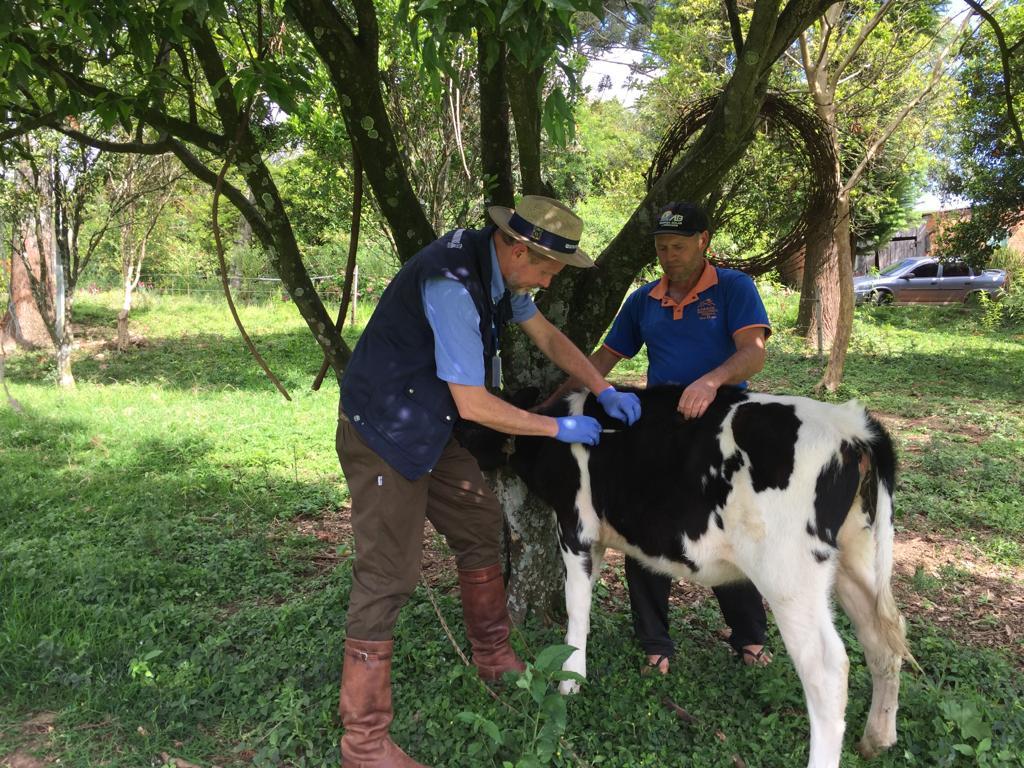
[340,226,511,480]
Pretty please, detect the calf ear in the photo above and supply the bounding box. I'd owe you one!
[508,386,541,410]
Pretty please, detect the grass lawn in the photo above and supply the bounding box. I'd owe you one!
[1,288,1022,767]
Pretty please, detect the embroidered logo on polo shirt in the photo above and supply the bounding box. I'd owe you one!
[697,298,718,320]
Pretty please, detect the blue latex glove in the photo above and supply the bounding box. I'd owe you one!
[596,386,642,425]
[554,416,602,446]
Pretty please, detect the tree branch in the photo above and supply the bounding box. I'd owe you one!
[963,0,1024,152]
[55,126,174,155]
[32,56,229,152]
[183,14,242,134]
[163,137,273,246]
[284,0,361,61]
[351,0,380,50]
[768,0,840,65]
[724,0,745,57]
[0,110,66,143]
[843,14,970,192]
[815,6,838,70]
[831,0,896,90]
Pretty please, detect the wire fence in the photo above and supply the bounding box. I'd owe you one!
[83,272,346,303]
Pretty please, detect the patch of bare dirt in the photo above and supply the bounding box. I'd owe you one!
[1,752,48,768]
[873,412,989,447]
[891,531,1024,666]
[297,505,1024,667]
[0,713,58,768]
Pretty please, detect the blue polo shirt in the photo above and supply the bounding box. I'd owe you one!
[421,238,537,385]
[603,261,770,387]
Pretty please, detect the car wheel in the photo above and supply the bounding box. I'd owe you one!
[872,289,894,305]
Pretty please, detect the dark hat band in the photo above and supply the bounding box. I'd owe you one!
[507,212,579,254]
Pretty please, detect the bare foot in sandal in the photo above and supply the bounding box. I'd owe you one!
[740,645,773,667]
[643,654,670,675]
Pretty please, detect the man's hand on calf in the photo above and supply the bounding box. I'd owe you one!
[554,416,602,445]
[596,386,642,425]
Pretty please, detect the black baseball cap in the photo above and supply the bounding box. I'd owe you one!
[650,202,709,236]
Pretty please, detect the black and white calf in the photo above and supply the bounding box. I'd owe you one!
[462,385,911,768]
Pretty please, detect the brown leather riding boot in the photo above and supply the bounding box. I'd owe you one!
[458,564,526,682]
[339,638,427,768]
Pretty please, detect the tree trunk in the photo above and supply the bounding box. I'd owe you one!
[505,59,548,196]
[3,214,53,351]
[796,207,836,339]
[55,306,75,388]
[803,235,840,351]
[117,278,133,352]
[817,196,855,392]
[477,30,515,209]
[492,472,564,624]
[285,0,436,263]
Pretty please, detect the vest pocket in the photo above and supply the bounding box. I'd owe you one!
[366,373,458,454]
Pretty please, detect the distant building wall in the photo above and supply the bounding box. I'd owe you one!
[1008,223,1024,254]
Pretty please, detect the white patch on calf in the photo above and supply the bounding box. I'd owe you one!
[566,391,600,545]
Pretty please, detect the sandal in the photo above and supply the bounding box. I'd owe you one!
[739,645,773,667]
[642,654,671,676]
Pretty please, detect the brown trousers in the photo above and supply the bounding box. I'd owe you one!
[337,415,503,640]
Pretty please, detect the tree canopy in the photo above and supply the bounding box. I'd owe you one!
[939,2,1023,264]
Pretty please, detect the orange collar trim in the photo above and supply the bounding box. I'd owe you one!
[648,262,718,319]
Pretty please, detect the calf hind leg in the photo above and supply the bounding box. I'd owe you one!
[558,544,604,694]
[835,557,905,757]
[765,586,850,768]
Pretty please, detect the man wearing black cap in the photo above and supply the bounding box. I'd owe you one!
[545,201,772,675]
[335,195,641,767]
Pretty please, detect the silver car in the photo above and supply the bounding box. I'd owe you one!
[854,257,1007,305]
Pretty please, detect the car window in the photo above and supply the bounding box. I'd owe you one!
[909,263,938,278]
[880,258,915,275]
[941,262,970,278]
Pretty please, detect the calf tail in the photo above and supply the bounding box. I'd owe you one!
[864,417,917,670]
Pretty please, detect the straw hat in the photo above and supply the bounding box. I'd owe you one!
[487,195,594,268]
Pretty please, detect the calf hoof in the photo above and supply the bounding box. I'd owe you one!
[856,735,895,759]
[558,679,581,696]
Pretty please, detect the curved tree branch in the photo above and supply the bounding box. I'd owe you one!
[724,0,745,57]
[964,0,1024,152]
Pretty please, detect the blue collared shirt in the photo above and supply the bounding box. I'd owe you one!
[421,237,536,385]
[603,263,771,388]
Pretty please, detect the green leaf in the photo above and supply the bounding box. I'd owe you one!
[499,0,526,27]
[529,674,546,704]
[542,88,574,148]
[534,644,576,672]
[540,691,567,731]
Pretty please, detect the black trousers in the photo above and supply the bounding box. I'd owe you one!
[624,556,768,658]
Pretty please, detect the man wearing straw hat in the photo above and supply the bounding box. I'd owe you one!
[335,195,641,767]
